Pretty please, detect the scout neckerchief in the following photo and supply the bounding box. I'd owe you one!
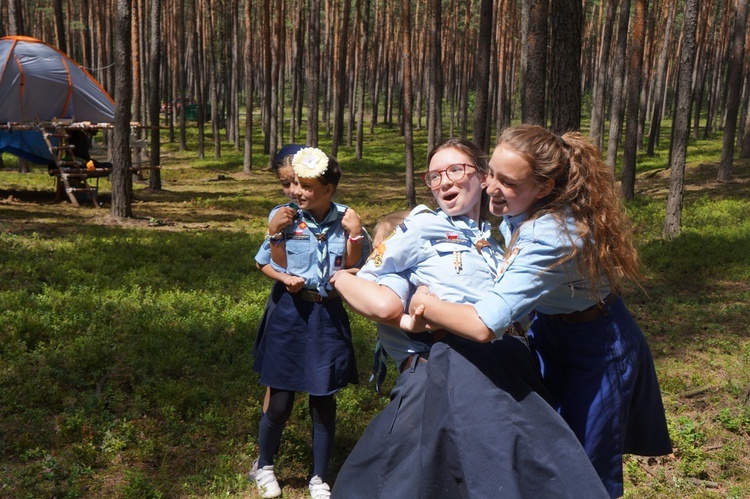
[300,204,339,296]
[447,214,501,276]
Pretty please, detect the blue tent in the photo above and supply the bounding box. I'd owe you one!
[0,35,114,165]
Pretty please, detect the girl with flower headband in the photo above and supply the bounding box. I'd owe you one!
[250,147,371,499]
[409,124,672,497]
[329,138,606,498]
[253,143,305,442]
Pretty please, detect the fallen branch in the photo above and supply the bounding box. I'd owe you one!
[678,386,715,398]
[686,477,720,489]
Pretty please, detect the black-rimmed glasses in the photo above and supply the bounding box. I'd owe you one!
[422,163,476,188]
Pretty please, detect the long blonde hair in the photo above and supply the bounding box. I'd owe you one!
[498,124,642,292]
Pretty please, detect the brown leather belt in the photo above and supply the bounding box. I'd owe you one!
[551,292,619,324]
[297,289,341,303]
[400,353,429,373]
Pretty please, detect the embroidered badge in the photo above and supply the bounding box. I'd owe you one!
[367,242,386,267]
[299,221,308,230]
[447,233,459,240]
[334,255,343,267]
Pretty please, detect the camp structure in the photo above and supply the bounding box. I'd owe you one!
[0,35,117,207]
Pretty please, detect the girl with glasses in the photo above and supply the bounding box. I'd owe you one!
[409,125,672,498]
[330,138,606,498]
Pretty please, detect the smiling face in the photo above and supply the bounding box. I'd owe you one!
[427,147,485,222]
[277,164,296,201]
[486,145,553,217]
[290,174,334,221]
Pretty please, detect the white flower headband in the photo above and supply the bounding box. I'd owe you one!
[292,147,329,178]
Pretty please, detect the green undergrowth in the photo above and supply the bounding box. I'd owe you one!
[1,121,749,497]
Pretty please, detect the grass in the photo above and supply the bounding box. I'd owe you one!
[1,120,749,498]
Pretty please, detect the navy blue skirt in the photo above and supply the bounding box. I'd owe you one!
[529,297,672,498]
[420,334,609,498]
[332,359,427,498]
[253,286,358,396]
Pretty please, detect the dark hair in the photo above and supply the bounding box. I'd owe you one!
[426,138,490,221]
[274,144,305,172]
[318,155,342,188]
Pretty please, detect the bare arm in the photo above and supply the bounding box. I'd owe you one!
[256,262,305,293]
[331,270,403,322]
[409,286,495,342]
[267,206,297,268]
[341,208,364,268]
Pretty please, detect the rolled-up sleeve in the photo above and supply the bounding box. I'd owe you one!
[473,219,575,337]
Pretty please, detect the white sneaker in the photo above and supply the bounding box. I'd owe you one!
[249,458,281,498]
[309,475,331,499]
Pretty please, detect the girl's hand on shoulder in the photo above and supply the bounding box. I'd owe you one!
[341,208,363,238]
[283,275,305,293]
[269,206,297,234]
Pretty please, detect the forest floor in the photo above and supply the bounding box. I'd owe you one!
[1,141,750,498]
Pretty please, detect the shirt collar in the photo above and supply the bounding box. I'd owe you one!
[503,212,528,233]
[303,203,339,226]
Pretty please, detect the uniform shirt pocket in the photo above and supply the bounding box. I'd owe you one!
[431,242,485,278]
[286,236,313,272]
[328,240,347,271]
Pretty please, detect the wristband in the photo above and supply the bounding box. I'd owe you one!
[268,231,285,241]
[348,234,365,243]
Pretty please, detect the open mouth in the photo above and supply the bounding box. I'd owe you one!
[443,192,458,202]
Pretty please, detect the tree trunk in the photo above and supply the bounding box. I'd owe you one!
[243,0,254,172]
[717,0,748,182]
[742,98,750,158]
[521,0,548,126]
[621,0,648,201]
[8,0,25,35]
[605,0,632,171]
[53,0,66,50]
[402,0,416,207]
[331,0,351,156]
[664,0,699,238]
[262,0,272,155]
[148,0,162,190]
[549,0,582,134]
[112,0,133,218]
[636,0,658,151]
[472,0,492,151]
[590,0,617,148]
[268,0,281,165]
[647,0,676,155]
[177,0,187,152]
[427,0,442,151]
[307,0,321,147]
[355,0,371,159]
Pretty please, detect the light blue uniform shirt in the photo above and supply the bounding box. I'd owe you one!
[255,202,371,292]
[358,205,503,360]
[474,211,611,338]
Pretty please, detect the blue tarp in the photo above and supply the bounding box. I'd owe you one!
[0,129,56,166]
